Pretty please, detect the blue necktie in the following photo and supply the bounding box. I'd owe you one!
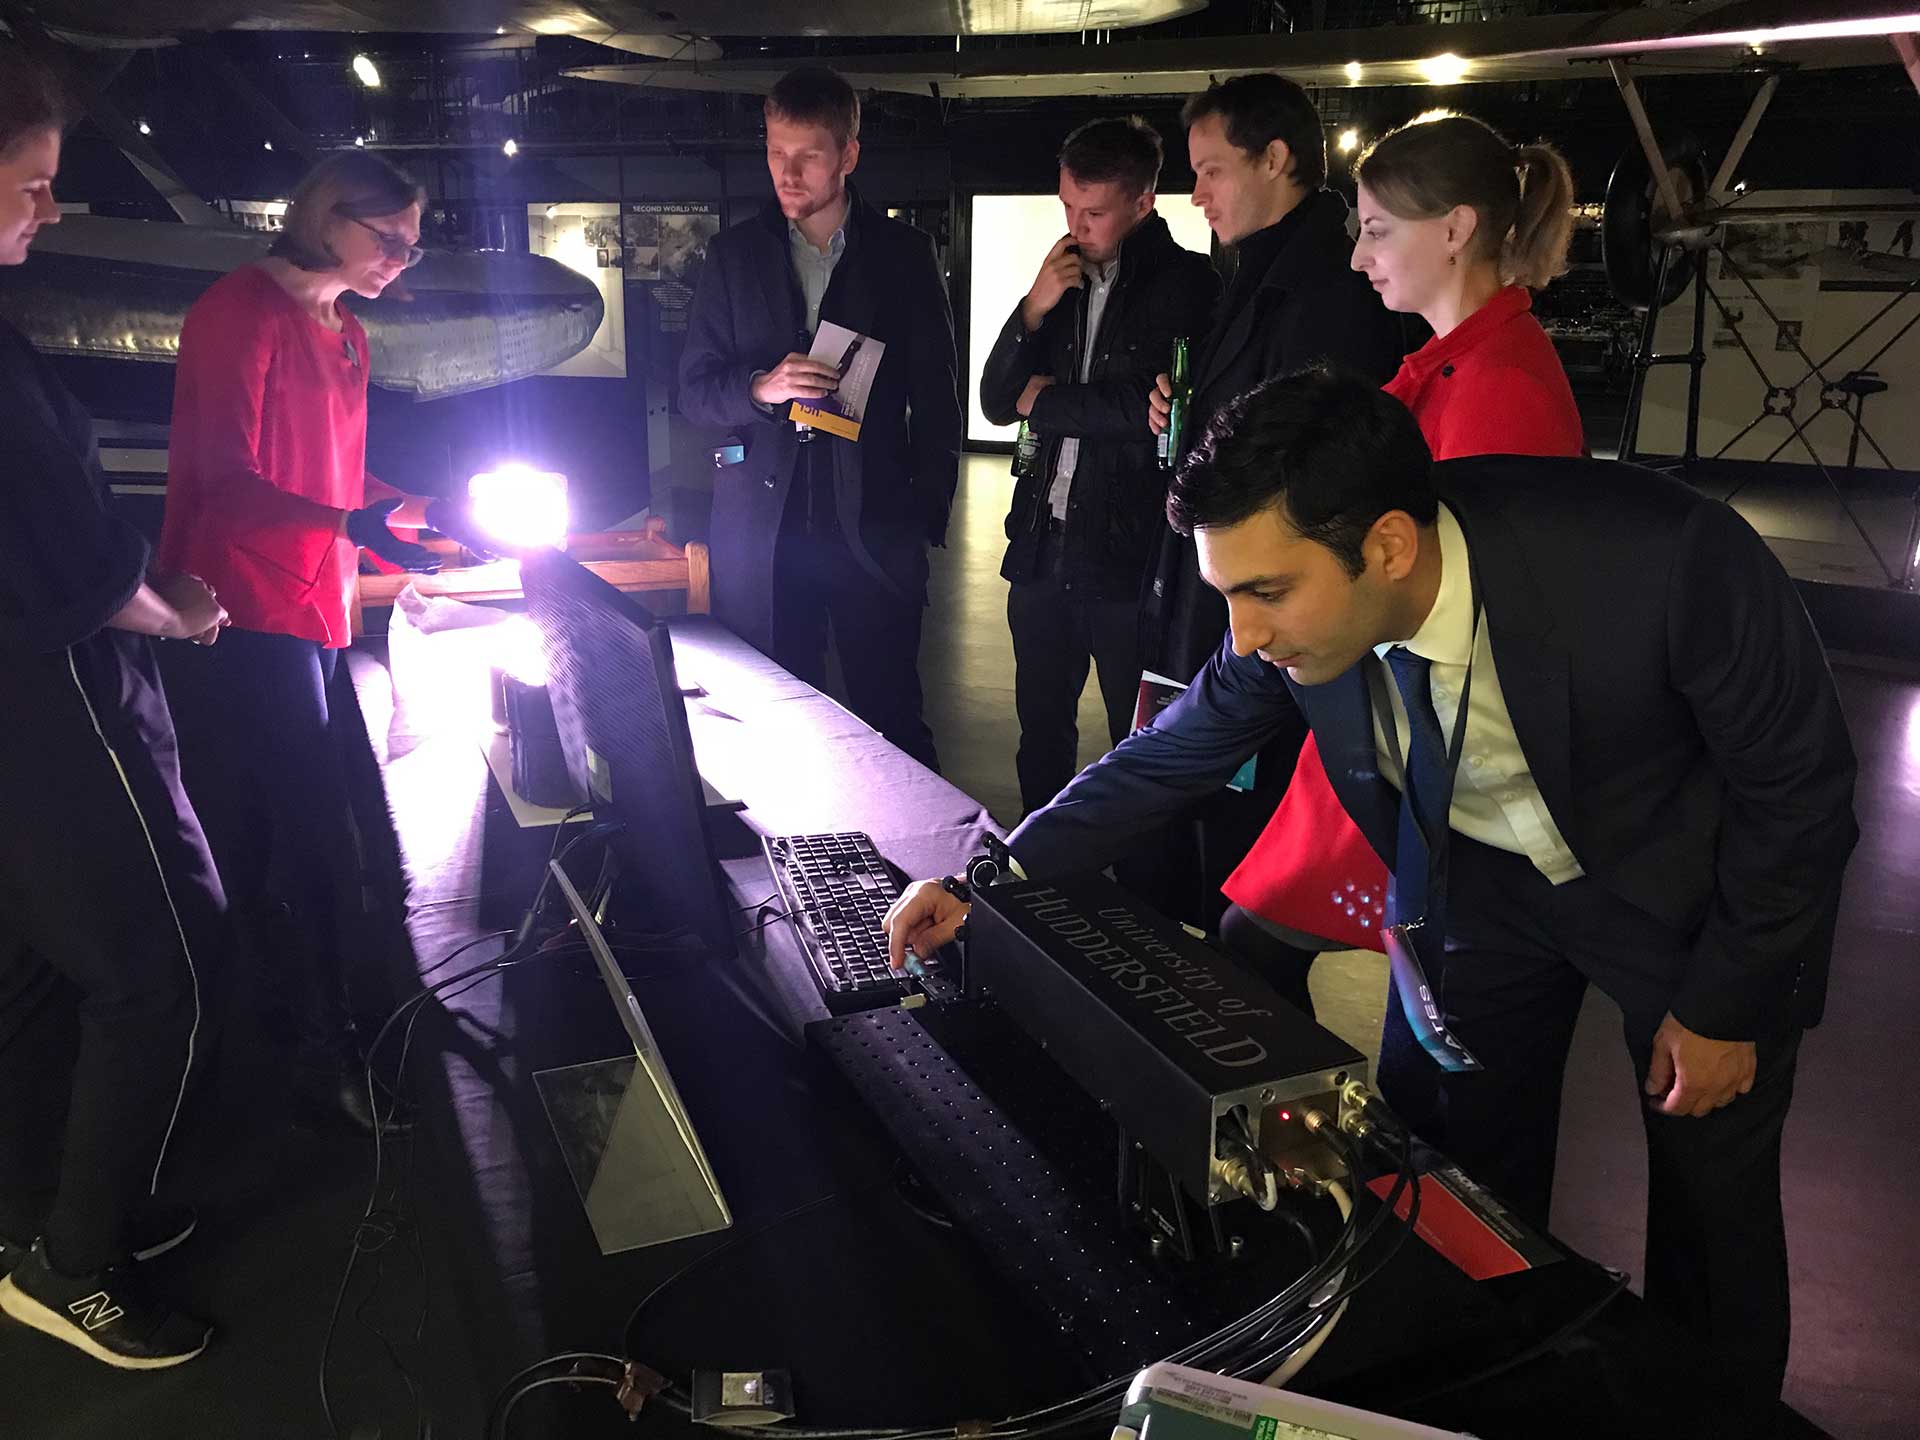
[1382,645,1450,941]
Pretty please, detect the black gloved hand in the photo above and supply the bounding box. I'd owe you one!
[424,497,500,561]
[345,498,441,573]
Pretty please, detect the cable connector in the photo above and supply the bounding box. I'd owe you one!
[616,1361,668,1420]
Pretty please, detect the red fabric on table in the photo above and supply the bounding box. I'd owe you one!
[1222,286,1585,947]
[158,266,397,648]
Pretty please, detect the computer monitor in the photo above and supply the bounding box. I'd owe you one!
[519,549,735,959]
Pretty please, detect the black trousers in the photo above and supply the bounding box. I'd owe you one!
[1367,835,1801,1415]
[158,627,363,1065]
[0,639,222,1272]
[769,448,940,771]
[1006,525,1142,817]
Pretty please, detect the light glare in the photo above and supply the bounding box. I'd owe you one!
[1418,53,1469,85]
[352,54,382,88]
[1344,61,1362,82]
[469,464,569,550]
[503,138,519,157]
[1337,128,1360,154]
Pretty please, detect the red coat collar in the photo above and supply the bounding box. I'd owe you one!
[1400,284,1533,379]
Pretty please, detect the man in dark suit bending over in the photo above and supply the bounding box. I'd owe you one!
[886,369,1857,1416]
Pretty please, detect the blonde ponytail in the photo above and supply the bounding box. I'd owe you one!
[1505,142,1575,289]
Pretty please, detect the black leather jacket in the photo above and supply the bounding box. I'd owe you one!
[979,211,1219,601]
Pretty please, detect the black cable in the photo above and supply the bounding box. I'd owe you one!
[1403,1264,1631,1404]
[736,903,821,939]
[322,878,708,1438]
[321,949,526,1438]
[487,1369,624,1440]
[416,927,516,983]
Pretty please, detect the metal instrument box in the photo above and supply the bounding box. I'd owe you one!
[966,875,1367,1205]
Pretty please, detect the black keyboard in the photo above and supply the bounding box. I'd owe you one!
[763,832,939,1010]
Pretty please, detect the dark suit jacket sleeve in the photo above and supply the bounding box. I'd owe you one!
[1666,501,1859,1039]
[978,302,1046,429]
[1279,270,1403,387]
[905,230,963,546]
[678,235,766,431]
[1029,253,1222,443]
[1006,638,1306,876]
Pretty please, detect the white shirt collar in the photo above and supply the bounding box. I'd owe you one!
[1374,502,1473,667]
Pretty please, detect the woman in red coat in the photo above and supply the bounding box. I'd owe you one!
[157,152,456,1133]
[1220,112,1583,1010]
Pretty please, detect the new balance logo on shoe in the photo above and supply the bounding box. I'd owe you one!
[67,1291,125,1332]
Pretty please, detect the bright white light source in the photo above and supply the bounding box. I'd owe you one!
[469,465,569,550]
[1733,179,1747,194]
[352,54,382,88]
[1418,53,1469,85]
[495,615,549,687]
[262,140,274,151]
[354,135,366,147]
[1337,128,1360,154]
[137,120,152,136]
[544,203,560,218]
[495,25,506,34]
[1344,61,1362,83]
[502,138,519,157]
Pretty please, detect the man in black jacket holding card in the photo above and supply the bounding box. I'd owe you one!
[979,117,1220,815]
[680,67,961,769]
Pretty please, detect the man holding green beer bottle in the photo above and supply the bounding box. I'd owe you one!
[980,116,1218,815]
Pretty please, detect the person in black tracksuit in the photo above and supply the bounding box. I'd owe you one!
[1137,74,1405,928]
[0,53,222,1368]
[979,118,1220,816]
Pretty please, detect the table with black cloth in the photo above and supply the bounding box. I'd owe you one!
[338,615,1828,1440]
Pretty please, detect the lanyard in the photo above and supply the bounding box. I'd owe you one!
[1367,586,1484,916]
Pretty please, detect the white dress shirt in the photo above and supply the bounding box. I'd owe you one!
[1046,255,1118,520]
[1371,503,1584,884]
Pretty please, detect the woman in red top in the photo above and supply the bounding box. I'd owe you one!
[158,152,449,1134]
[1219,112,1583,1012]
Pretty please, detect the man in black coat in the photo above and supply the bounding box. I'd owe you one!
[679,67,961,770]
[979,116,1220,815]
[1147,73,1405,682]
[888,371,1858,1420]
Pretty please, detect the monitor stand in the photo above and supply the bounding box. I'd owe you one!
[533,860,732,1254]
[533,1055,731,1255]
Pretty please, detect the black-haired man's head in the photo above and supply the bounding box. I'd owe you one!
[1182,73,1326,246]
[1169,368,1440,685]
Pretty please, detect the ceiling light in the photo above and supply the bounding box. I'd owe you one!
[1344,61,1362,83]
[263,140,273,151]
[137,119,152,136]
[496,25,506,34]
[1337,128,1360,154]
[1417,53,1469,85]
[503,138,519,157]
[352,54,381,88]
[544,204,559,218]
[354,135,366,147]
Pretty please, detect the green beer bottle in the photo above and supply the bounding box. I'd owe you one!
[1013,417,1041,479]
[1158,335,1191,471]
